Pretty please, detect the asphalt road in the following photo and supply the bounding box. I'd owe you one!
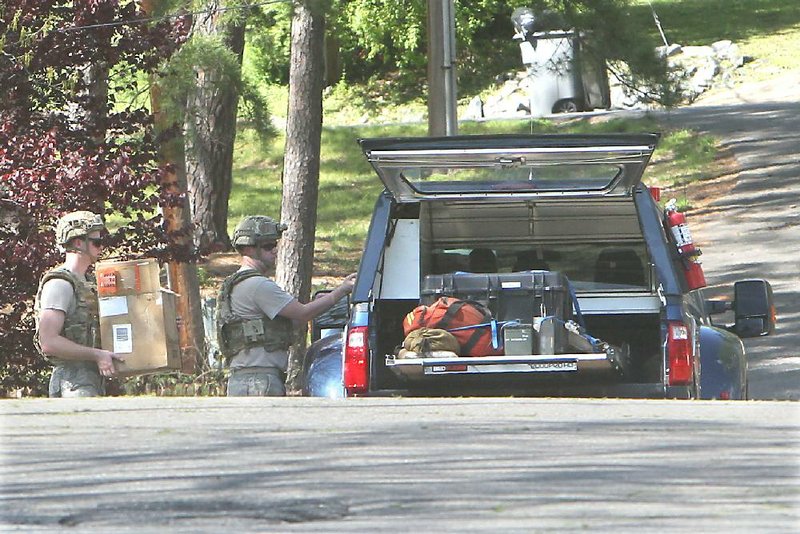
[653,72,800,401]
[2,397,799,532]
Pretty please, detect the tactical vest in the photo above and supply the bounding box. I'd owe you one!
[215,270,292,358]
[34,268,100,362]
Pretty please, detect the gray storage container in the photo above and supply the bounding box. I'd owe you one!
[503,323,535,355]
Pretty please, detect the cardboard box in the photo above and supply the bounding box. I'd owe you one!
[96,258,161,297]
[96,258,181,377]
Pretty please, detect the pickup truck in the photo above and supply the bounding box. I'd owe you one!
[302,133,775,399]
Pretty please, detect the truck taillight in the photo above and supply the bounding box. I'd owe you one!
[649,186,661,202]
[667,321,693,386]
[343,326,369,396]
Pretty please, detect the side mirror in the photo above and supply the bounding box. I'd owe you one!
[310,290,350,343]
[733,280,776,338]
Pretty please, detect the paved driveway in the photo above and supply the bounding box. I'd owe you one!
[654,73,800,400]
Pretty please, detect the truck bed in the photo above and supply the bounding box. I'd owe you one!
[372,294,662,391]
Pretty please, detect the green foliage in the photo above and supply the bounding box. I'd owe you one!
[239,75,277,144]
[243,0,681,107]
[334,0,428,72]
[152,2,276,142]
[197,266,214,287]
[1,0,191,396]
[243,1,293,84]
[159,34,242,127]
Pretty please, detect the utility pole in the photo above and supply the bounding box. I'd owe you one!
[142,0,204,373]
[427,0,458,136]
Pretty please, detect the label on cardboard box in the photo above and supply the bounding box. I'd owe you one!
[112,323,134,353]
[95,258,161,297]
[99,296,128,317]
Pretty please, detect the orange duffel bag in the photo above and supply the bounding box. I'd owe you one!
[403,296,503,357]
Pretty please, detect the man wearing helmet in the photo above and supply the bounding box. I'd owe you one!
[217,215,356,396]
[35,210,125,397]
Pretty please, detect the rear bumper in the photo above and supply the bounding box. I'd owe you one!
[361,383,692,399]
[376,353,692,399]
[304,340,693,400]
[386,352,618,378]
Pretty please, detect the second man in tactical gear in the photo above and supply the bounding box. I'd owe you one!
[218,215,356,396]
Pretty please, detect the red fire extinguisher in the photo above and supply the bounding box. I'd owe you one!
[665,199,706,290]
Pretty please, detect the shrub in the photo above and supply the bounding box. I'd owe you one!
[0,0,190,395]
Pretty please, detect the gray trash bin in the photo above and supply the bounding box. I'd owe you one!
[512,9,610,117]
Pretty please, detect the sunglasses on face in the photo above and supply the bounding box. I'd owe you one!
[87,237,104,247]
[260,242,278,250]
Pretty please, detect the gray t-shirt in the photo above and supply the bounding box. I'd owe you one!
[39,278,76,318]
[228,268,295,371]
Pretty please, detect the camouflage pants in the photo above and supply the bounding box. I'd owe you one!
[49,361,104,398]
[227,367,286,397]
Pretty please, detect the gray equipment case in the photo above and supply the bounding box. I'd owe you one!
[420,271,573,324]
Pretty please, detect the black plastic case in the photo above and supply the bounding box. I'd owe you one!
[420,271,573,323]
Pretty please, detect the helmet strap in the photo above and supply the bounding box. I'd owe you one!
[241,250,272,274]
[63,238,82,254]
[68,237,93,259]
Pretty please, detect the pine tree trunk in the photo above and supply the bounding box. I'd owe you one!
[277,1,326,392]
[185,1,245,252]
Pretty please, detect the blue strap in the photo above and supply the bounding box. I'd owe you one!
[447,320,515,332]
[447,320,521,350]
[567,281,585,328]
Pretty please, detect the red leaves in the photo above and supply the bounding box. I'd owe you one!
[1,0,193,394]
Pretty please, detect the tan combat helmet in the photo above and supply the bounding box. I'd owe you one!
[55,210,105,247]
[232,216,287,248]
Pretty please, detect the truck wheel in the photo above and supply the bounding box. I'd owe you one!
[553,99,579,113]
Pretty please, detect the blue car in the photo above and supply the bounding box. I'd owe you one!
[303,134,775,399]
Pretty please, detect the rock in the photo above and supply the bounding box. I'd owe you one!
[657,43,683,57]
[678,45,717,59]
[463,96,484,120]
[712,40,744,68]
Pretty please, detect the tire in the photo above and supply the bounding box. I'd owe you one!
[553,99,579,113]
